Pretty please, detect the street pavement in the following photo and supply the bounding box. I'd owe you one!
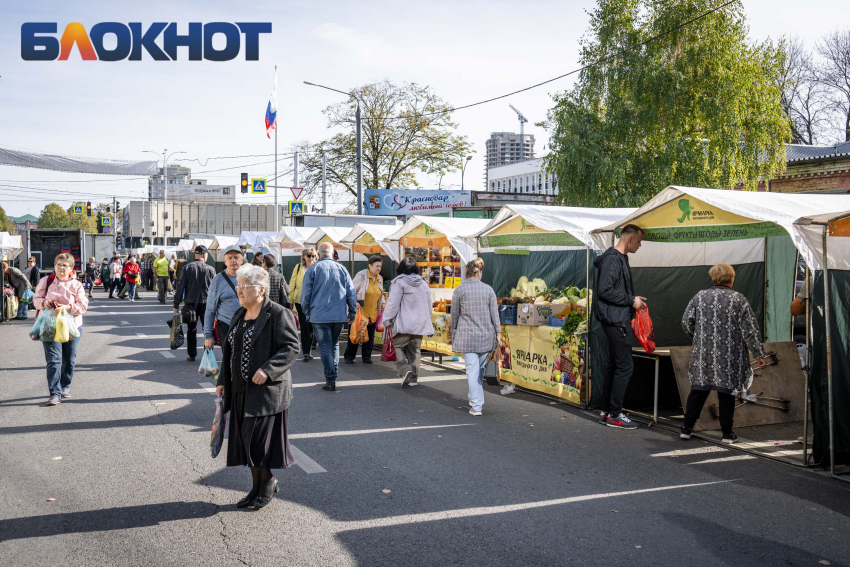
[1,291,848,567]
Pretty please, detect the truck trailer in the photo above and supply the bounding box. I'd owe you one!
[23,228,85,278]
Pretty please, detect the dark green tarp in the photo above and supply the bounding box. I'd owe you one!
[809,269,850,467]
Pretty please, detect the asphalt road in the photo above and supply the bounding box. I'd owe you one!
[1,292,848,567]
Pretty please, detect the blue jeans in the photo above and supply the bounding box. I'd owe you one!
[127,282,137,300]
[43,327,82,397]
[312,322,344,382]
[17,299,29,319]
[464,352,489,412]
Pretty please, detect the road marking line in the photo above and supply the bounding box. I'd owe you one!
[290,424,473,440]
[199,382,217,393]
[121,321,129,325]
[291,445,327,474]
[764,449,806,457]
[160,351,176,359]
[651,446,728,458]
[109,312,118,315]
[136,333,148,338]
[736,440,799,449]
[687,455,757,465]
[333,480,736,531]
[293,375,466,388]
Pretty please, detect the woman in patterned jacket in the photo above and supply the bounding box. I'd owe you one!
[680,263,766,444]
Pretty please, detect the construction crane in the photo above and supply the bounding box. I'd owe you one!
[509,104,529,162]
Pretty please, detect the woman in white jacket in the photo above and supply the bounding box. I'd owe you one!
[381,257,434,387]
[343,256,386,365]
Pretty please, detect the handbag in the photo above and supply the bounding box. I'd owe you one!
[483,344,501,386]
[380,325,397,362]
[182,295,200,324]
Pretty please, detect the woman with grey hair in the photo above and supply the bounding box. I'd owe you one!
[680,263,767,444]
[216,263,300,509]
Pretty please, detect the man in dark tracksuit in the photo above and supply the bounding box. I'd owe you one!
[593,224,647,430]
[173,245,216,362]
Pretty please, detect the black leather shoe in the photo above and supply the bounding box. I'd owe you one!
[187,356,196,362]
[343,359,355,364]
[321,382,336,391]
[362,359,373,365]
[253,479,278,509]
[236,493,257,508]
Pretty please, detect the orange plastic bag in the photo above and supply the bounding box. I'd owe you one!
[350,306,368,344]
[631,307,655,354]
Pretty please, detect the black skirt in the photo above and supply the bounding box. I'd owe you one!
[226,391,294,469]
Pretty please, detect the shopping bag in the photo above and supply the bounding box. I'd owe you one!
[212,319,221,346]
[210,396,227,458]
[54,309,71,343]
[631,307,656,354]
[350,306,368,344]
[483,346,501,386]
[38,308,57,342]
[30,309,49,341]
[380,325,397,362]
[198,348,220,377]
[375,307,385,333]
[94,277,102,286]
[20,289,35,304]
[168,314,185,350]
[64,310,80,339]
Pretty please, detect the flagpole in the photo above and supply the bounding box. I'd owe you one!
[274,65,279,233]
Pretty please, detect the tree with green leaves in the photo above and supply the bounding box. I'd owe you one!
[0,205,11,232]
[297,80,472,202]
[37,203,70,229]
[65,203,98,233]
[544,0,790,207]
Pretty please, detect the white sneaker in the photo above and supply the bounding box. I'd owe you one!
[469,409,482,416]
[401,371,413,387]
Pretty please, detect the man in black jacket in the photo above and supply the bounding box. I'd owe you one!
[593,224,647,430]
[173,245,216,361]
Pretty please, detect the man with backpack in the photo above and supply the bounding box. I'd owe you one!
[173,245,215,361]
[593,224,647,430]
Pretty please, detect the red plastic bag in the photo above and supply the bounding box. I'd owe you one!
[631,307,656,354]
[375,307,385,333]
[381,325,397,362]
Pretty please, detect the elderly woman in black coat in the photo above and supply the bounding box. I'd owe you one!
[215,263,300,510]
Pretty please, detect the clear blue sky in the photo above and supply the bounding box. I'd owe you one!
[0,0,846,217]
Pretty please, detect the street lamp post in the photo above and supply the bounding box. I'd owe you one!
[304,81,363,215]
[461,156,473,191]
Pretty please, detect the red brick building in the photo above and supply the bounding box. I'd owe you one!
[765,142,850,194]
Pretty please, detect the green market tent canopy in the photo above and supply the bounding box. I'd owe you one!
[385,216,490,267]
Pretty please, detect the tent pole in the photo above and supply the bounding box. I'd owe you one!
[802,263,811,466]
[822,226,835,476]
[763,237,768,342]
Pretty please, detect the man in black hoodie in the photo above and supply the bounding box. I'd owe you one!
[593,224,647,429]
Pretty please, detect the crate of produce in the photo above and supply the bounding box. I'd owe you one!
[517,303,551,326]
[499,305,517,325]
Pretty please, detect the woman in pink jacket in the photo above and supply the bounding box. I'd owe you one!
[32,253,89,406]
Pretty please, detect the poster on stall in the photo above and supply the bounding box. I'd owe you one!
[499,325,583,404]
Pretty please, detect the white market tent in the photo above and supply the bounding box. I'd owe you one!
[237,231,278,250]
[208,235,240,262]
[591,186,850,469]
[0,232,23,261]
[305,226,364,263]
[340,223,403,262]
[473,204,638,252]
[385,216,490,266]
[591,186,850,271]
[177,239,194,252]
[273,227,317,254]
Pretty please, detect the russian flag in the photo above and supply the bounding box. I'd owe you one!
[265,68,278,139]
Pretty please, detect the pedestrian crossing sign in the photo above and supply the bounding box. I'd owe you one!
[101,216,112,227]
[73,205,83,214]
[251,178,267,194]
[288,201,304,215]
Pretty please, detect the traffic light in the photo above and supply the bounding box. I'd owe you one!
[241,172,248,194]
[86,201,92,216]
